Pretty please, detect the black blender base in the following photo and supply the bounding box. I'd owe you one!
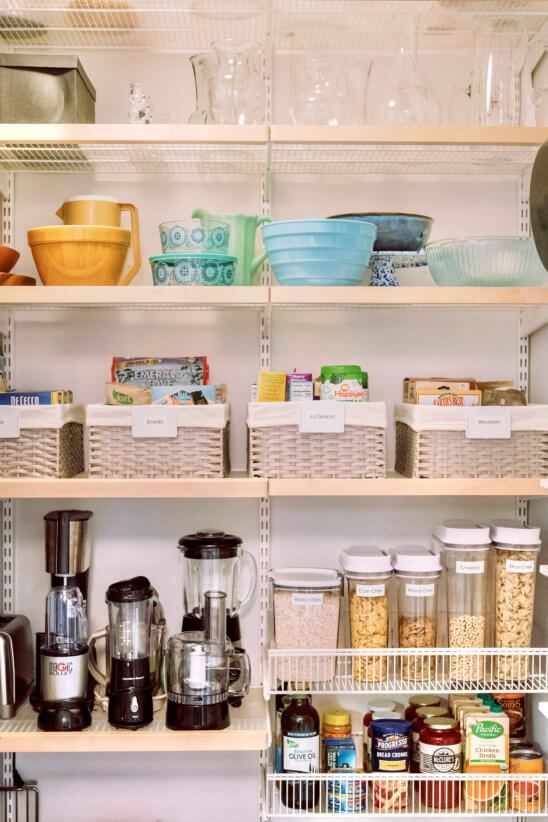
[166,699,229,731]
[108,689,153,729]
[38,699,91,732]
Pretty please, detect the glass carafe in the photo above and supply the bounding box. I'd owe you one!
[208,39,264,125]
[291,57,356,125]
[45,586,87,653]
[371,15,441,125]
[471,17,527,126]
[189,52,216,124]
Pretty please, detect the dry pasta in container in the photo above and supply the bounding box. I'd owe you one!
[491,520,541,681]
[269,568,342,686]
[339,546,392,683]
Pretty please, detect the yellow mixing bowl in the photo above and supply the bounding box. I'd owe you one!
[28,225,137,286]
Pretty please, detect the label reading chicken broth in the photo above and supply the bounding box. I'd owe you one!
[292,592,324,606]
[505,559,535,574]
[356,583,385,598]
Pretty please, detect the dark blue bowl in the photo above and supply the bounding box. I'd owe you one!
[330,212,433,252]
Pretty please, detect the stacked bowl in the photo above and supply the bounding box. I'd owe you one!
[150,219,236,286]
[262,219,377,286]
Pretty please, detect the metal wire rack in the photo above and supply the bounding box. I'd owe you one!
[0,769,39,822]
[265,647,548,694]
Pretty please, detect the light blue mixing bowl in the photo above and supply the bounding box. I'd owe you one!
[263,219,376,286]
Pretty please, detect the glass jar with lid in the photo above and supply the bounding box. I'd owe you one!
[393,547,442,682]
[411,705,449,772]
[340,546,392,683]
[419,716,462,809]
[491,520,541,680]
[269,568,342,687]
[433,520,492,683]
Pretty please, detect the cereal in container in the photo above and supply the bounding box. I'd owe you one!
[339,546,392,683]
[392,548,442,681]
[433,521,491,682]
[269,568,342,686]
[490,520,541,681]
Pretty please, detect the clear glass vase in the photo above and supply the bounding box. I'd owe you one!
[371,15,441,125]
[471,16,527,126]
[290,57,357,125]
[189,52,216,124]
[208,39,264,125]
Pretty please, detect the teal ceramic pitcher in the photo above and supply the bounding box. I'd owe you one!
[192,209,272,286]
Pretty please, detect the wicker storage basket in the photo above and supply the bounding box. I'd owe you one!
[248,401,386,478]
[0,404,84,478]
[86,404,229,479]
[395,404,548,479]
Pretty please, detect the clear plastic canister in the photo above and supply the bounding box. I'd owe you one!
[393,548,442,681]
[433,521,492,681]
[340,546,392,683]
[491,520,541,680]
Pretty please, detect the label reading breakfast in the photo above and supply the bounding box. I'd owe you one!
[292,592,324,606]
[465,407,511,439]
[299,401,345,434]
[131,406,178,438]
[0,407,20,438]
[406,583,435,597]
[506,559,535,573]
[356,583,385,598]
[456,560,485,575]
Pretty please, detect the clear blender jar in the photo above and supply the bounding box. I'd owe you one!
[178,530,257,644]
[433,521,492,682]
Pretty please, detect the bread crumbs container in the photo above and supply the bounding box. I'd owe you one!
[433,521,492,682]
[339,547,392,683]
[393,548,442,682]
[269,568,342,686]
[491,520,541,681]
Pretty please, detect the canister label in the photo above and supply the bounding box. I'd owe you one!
[356,583,385,598]
[405,583,435,597]
[506,559,535,573]
[456,560,485,574]
[292,592,323,606]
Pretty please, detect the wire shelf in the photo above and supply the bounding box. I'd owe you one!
[266,772,548,818]
[265,648,548,694]
[0,771,39,822]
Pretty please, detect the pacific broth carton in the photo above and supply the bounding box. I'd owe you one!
[464,712,510,813]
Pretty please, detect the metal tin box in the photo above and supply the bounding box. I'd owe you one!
[0,53,96,123]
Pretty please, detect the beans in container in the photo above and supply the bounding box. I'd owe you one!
[371,718,411,812]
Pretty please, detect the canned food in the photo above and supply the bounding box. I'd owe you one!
[510,748,544,813]
[493,693,526,738]
[371,719,411,812]
[327,768,367,813]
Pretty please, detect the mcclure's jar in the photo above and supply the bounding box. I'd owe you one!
[433,521,491,682]
[393,548,442,681]
[269,568,342,685]
[340,546,392,683]
[411,706,450,772]
[419,717,462,810]
[491,520,541,680]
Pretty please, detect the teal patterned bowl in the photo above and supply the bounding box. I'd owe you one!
[149,253,236,286]
[159,220,230,254]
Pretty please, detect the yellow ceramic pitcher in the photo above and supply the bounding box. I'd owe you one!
[55,195,141,285]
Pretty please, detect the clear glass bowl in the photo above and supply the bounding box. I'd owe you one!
[425,237,548,286]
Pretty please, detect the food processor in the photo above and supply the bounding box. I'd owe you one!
[166,591,250,731]
[178,530,257,645]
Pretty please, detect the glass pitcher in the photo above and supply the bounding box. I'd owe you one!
[208,39,264,125]
[290,57,356,125]
[189,52,216,124]
[471,16,527,126]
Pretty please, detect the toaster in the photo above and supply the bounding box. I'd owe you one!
[0,615,33,718]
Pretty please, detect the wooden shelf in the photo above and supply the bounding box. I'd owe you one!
[270,286,548,307]
[268,475,548,497]
[0,473,267,499]
[0,688,268,753]
[0,285,269,308]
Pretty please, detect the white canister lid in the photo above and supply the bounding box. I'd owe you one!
[372,710,403,719]
[433,520,491,546]
[490,519,541,547]
[269,567,342,589]
[392,547,442,573]
[368,698,397,713]
[339,546,392,575]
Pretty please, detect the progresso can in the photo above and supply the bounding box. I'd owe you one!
[371,719,411,812]
[510,748,544,813]
[327,769,367,813]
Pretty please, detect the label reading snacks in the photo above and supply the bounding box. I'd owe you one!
[465,407,511,439]
[506,559,535,573]
[131,406,178,438]
[356,583,385,598]
[299,401,345,434]
[405,583,435,597]
[292,592,324,606]
[0,407,19,438]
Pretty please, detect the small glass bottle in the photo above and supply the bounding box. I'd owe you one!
[281,694,320,810]
[129,83,152,124]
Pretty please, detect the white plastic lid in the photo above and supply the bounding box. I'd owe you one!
[490,520,541,547]
[269,567,342,589]
[391,547,442,573]
[372,710,403,719]
[368,699,396,713]
[339,546,392,575]
[433,520,491,547]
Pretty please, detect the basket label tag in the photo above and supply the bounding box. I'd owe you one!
[299,401,344,433]
[131,406,178,438]
[0,407,19,438]
[465,407,511,439]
